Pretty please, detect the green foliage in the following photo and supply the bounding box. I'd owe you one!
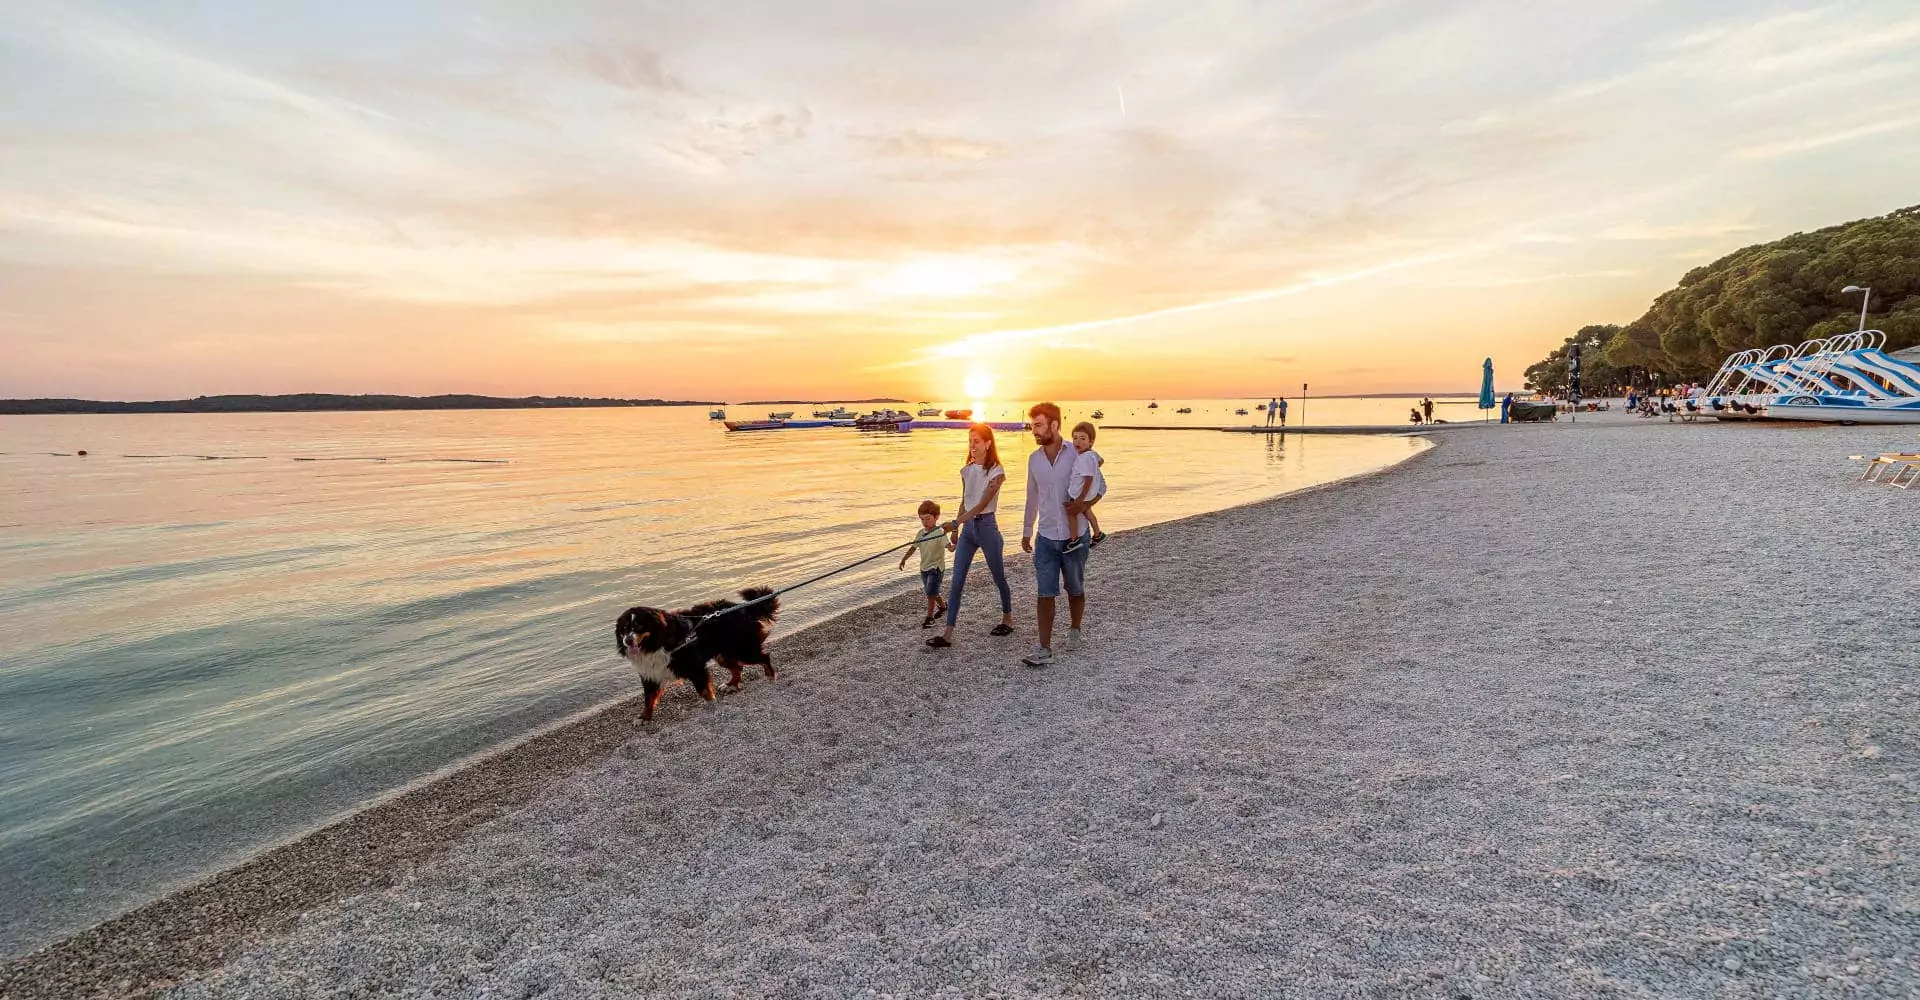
[1601,204,1920,377]
[1523,324,1634,395]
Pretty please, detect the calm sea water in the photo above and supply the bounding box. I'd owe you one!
[0,400,1431,954]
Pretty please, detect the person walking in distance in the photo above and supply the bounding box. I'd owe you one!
[1020,402,1089,667]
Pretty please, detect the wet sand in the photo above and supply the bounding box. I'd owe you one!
[7,415,1916,999]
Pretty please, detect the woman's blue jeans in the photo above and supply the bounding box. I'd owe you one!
[945,512,1012,628]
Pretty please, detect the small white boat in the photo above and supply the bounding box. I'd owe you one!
[709,408,726,420]
[917,407,942,416]
[826,407,855,420]
[1090,410,1104,419]
[1703,331,1920,424]
[1175,407,1193,414]
[769,411,795,420]
[1234,408,1248,416]
[1147,400,1159,409]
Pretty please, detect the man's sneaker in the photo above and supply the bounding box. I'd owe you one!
[1021,645,1054,668]
[1063,628,1084,653]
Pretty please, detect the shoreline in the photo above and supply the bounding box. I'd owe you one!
[0,438,1437,999]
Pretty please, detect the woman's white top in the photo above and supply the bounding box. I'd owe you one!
[961,462,1005,516]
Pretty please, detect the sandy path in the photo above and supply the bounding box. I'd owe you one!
[23,416,1920,998]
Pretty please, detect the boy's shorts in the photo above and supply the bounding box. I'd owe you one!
[920,568,944,597]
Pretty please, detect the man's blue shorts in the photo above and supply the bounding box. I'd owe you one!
[1031,533,1089,598]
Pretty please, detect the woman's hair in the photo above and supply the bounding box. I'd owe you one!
[1071,421,1096,444]
[967,423,1000,472]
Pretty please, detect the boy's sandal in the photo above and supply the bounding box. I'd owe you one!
[1090,532,1107,548]
[989,623,1015,636]
[926,635,952,648]
[921,615,937,629]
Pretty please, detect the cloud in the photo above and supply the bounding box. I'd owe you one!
[853,130,1006,161]
[1735,114,1920,160]
[567,43,691,94]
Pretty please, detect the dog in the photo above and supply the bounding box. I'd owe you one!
[614,587,779,722]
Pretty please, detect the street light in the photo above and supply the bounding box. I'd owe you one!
[1842,284,1871,332]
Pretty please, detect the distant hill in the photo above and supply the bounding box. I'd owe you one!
[0,394,720,415]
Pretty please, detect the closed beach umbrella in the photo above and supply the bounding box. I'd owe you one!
[1478,358,1495,419]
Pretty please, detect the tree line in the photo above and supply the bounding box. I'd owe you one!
[1525,204,1919,393]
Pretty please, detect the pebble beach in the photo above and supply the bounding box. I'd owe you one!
[7,413,1916,999]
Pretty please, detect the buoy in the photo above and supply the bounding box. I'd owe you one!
[77,450,88,456]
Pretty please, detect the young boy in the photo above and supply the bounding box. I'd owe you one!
[899,499,955,628]
[1061,421,1106,555]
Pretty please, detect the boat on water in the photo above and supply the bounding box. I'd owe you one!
[1175,407,1193,414]
[1234,408,1248,416]
[1256,403,1267,411]
[1148,400,1159,409]
[1702,330,1920,424]
[825,407,855,420]
[856,409,914,430]
[944,409,972,420]
[1090,410,1104,419]
[768,410,796,420]
[917,407,942,417]
[709,408,726,420]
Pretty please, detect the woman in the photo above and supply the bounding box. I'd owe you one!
[926,424,1015,648]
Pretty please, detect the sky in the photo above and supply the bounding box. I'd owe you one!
[2,0,1918,402]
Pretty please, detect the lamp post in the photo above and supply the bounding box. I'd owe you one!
[1842,285,1871,332]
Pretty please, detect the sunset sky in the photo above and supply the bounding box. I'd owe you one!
[3,0,1918,402]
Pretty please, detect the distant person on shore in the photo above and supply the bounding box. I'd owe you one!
[1421,397,1434,423]
[1266,397,1280,427]
[898,500,955,629]
[928,425,1015,649]
[1062,421,1106,554]
[1021,402,1089,668]
[1277,396,1288,427]
[1500,392,1513,423]
[1409,406,1423,425]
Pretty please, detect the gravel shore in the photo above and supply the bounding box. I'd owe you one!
[11,415,1917,999]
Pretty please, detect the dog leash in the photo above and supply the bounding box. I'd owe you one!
[661,524,957,656]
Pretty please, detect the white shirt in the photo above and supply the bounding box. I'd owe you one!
[961,462,1004,516]
[1024,441,1078,542]
[1069,448,1105,501]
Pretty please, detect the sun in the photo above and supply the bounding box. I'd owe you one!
[962,370,996,399]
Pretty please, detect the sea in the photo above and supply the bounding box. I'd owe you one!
[0,397,1451,955]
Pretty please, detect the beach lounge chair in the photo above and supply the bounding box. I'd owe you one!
[1856,452,1920,487]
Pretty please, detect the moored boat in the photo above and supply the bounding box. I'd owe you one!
[1148,400,1159,408]
[917,407,942,416]
[1703,331,1920,424]
[724,419,784,432]
[856,409,914,430]
[709,408,726,420]
[1234,408,1248,415]
[768,411,796,420]
[1175,407,1193,414]
[1090,410,1104,419]
[944,409,972,420]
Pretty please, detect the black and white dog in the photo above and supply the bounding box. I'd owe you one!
[613,587,779,722]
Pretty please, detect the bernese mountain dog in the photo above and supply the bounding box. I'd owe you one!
[614,587,779,722]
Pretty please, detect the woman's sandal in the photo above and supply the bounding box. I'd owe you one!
[989,623,1014,637]
[926,635,952,648]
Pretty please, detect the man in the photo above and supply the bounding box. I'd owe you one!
[1421,396,1434,423]
[1500,392,1513,423]
[1265,397,1279,427]
[1276,396,1288,427]
[1020,401,1088,668]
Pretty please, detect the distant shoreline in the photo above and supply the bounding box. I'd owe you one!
[0,394,722,415]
